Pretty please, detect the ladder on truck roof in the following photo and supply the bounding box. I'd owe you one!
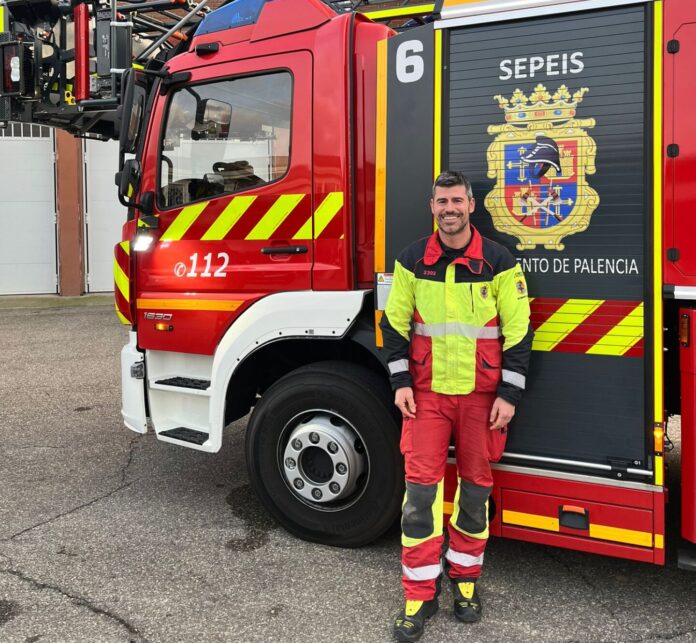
[0,0,440,138]
[0,0,213,137]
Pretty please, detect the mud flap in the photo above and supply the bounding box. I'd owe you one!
[121,331,147,433]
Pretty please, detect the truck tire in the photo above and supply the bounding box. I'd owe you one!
[245,361,403,547]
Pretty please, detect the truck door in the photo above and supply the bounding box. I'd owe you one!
[136,51,313,354]
[670,23,696,277]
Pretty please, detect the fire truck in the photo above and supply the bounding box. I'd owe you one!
[2,0,695,566]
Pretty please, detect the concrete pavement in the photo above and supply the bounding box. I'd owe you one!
[0,298,695,642]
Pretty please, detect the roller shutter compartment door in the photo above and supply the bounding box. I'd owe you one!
[0,124,57,295]
[84,139,127,292]
[445,5,651,472]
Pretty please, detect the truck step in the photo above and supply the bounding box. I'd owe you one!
[159,428,209,445]
[155,377,211,390]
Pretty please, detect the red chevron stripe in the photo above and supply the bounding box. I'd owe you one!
[624,338,644,358]
[553,300,640,354]
[272,195,311,239]
[180,199,226,240]
[115,242,130,268]
[114,288,132,324]
[529,298,567,330]
[316,207,345,239]
[226,197,278,240]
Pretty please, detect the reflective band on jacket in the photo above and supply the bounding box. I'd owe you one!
[389,359,410,375]
[402,562,443,581]
[413,322,501,339]
[445,550,484,568]
[502,369,525,389]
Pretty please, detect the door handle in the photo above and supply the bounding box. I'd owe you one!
[261,245,308,255]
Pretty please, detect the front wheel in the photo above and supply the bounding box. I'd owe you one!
[245,361,402,547]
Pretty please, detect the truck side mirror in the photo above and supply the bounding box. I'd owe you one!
[116,158,141,206]
[119,69,148,155]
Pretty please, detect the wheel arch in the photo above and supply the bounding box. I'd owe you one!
[209,290,390,430]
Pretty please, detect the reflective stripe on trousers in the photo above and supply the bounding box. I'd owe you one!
[402,562,443,581]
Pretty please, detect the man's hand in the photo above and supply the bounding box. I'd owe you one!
[395,387,417,419]
[490,397,515,430]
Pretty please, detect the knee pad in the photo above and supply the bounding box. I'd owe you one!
[402,481,441,539]
[453,480,492,536]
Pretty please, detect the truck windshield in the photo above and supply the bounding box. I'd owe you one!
[159,71,292,209]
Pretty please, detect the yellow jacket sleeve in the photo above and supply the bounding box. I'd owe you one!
[380,259,416,390]
[494,262,533,405]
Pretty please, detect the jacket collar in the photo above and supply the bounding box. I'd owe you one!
[423,225,484,274]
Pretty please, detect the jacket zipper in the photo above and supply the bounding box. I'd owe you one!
[470,283,474,313]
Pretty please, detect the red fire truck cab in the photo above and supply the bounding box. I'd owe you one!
[115,0,402,545]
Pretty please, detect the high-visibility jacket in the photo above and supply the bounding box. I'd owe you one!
[380,226,533,404]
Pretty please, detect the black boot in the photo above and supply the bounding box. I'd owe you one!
[452,580,482,623]
[393,598,439,642]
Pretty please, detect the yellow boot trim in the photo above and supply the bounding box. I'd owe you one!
[457,582,475,600]
[405,600,423,617]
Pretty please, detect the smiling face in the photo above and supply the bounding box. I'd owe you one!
[431,184,476,244]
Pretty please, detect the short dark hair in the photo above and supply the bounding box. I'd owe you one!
[432,171,473,199]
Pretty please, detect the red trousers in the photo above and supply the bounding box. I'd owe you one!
[400,390,501,600]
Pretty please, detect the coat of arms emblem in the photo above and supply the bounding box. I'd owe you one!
[484,84,599,251]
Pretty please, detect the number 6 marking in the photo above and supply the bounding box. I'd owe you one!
[396,40,424,84]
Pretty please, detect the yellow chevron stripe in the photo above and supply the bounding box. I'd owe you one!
[202,196,257,240]
[246,194,304,240]
[160,202,209,241]
[293,192,344,240]
[114,258,130,302]
[137,298,243,312]
[586,303,644,356]
[532,299,603,352]
[114,303,130,325]
[120,240,130,255]
[311,191,343,238]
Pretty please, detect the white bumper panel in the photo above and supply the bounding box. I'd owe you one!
[121,331,147,434]
[139,291,367,452]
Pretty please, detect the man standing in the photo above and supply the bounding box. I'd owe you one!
[381,171,533,641]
